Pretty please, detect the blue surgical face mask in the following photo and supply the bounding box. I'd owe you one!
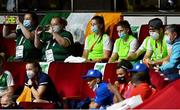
[91,25,99,34]
[165,35,173,44]
[23,20,31,28]
[150,32,159,40]
[118,32,127,39]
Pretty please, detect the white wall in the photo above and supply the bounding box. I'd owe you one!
[124,16,165,26]
[167,16,180,24]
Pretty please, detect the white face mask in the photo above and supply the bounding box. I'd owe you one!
[26,70,35,79]
[52,25,61,32]
[150,32,159,40]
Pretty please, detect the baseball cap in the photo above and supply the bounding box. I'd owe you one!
[82,69,102,79]
[148,18,163,30]
[129,62,149,73]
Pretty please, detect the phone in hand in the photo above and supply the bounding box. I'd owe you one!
[5,16,17,24]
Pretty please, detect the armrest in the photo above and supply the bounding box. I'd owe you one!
[19,102,56,109]
[63,96,81,100]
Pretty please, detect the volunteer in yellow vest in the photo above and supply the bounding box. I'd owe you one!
[108,20,138,63]
[143,18,171,67]
[85,13,123,41]
[82,16,112,62]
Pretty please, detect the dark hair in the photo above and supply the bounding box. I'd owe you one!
[91,16,105,42]
[0,55,4,63]
[116,60,133,70]
[26,12,38,27]
[148,18,163,30]
[52,16,67,29]
[27,61,42,71]
[117,20,133,35]
[131,72,150,84]
[165,24,180,37]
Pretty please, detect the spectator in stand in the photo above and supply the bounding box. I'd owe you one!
[34,16,74,62]
[129,63,154,101]
[112,60,133,103]
[0,55,14,99]
[82,69,114,109]
[109,62,154,103]
[108,20,138,63]
[18,61,61,106]
[2,12,41,61]
[143,18,171,67]
[154,24,180,81]
[82,16,112,62]
[1,95,22,109]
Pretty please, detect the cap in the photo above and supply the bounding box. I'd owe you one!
[129,62,149,73]
[82,69,102,79]
[148,18,163,30]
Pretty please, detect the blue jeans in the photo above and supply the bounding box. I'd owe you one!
[161,69,180,81]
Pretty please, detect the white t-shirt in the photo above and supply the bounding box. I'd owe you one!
[84,34,112,51]
[139,37,150,51]
[0,70,14,97]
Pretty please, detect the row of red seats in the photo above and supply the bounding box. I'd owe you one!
[3,61,168,108]
[3,62,117,108]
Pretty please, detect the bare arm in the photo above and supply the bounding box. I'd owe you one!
[0,86,14,97]
[2,25,16,39]
[52,32,71,48]
[31,85,47,100]
[82,49,89,61]
[89,101,101,109]
[108,53,118,63]
[16,17,35,40]
[126,49,144,60]
[143,50,153,67]
[6,86,14,96]
[34,27,43,49]
[108,83,124,103]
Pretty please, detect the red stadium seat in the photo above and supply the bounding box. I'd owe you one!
[136,79,180,109]
[0,24,16,58]
[103,63,117,83]
[48,62,95,99]
[3,61,26,94]
[138,24,149,45]
[149,69,169,91]
[19,102,56,109]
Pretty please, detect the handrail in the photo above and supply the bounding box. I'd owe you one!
[1,11,180,16]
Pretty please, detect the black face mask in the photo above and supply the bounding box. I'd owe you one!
[117,76,126,84]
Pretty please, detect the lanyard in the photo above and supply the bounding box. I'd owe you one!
[46,41,56,50]
[18,36,26,45]
[89,34,101,51]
